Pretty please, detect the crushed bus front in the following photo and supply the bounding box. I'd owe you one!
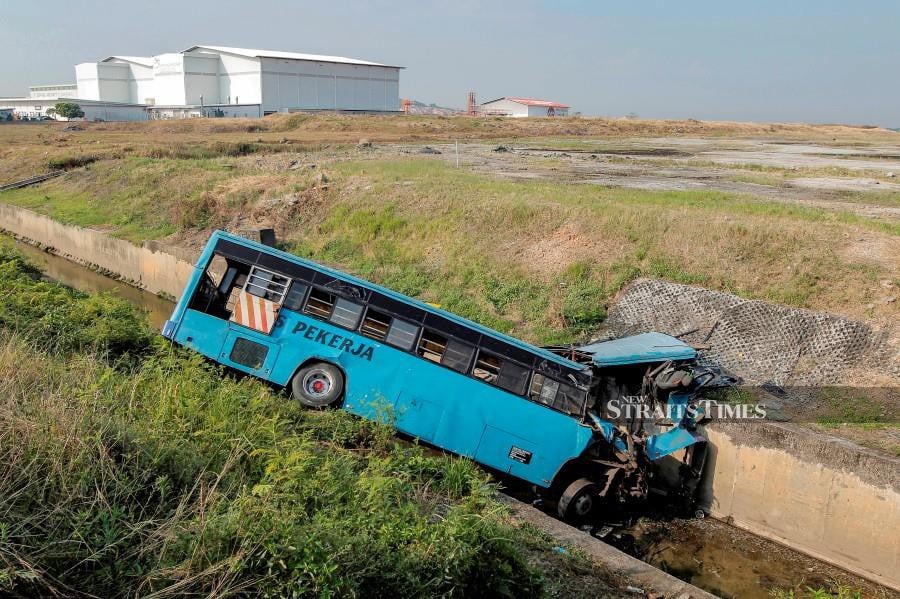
[545,333,735,519]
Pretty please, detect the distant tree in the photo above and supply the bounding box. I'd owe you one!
[53,102,84,119]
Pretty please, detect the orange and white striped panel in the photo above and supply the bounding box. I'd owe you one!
[230,290,280,334]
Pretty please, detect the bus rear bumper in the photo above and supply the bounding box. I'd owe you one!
[161,319,177,340]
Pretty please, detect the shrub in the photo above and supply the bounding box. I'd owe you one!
[46,153,99,170]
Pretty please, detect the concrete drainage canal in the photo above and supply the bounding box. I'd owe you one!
[4,233,898,599]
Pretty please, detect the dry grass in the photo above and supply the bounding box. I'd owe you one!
[2,113,896,184]
[1,114,897,341]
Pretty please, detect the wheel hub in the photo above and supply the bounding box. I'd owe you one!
[573,494,593,516]
[304,371,333,398]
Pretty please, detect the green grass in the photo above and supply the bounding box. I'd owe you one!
[0,246,616,597]
[2,155,897,342]
[833,189,900,208]
[814,388,896,428]
[727,172,788,187]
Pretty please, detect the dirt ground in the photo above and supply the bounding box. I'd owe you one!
[363,137,900,221]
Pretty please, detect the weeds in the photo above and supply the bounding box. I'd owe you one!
[0,249,555,597]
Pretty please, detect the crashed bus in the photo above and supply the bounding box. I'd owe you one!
[163,231,721,520]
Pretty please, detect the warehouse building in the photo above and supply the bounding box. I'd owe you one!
[480,97,569,117]
[28,84,79,100]
[75,45,402,114]
[2,45,401,121]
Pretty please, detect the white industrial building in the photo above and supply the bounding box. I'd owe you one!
[75,45,401,114]
[2,45,402,121]
[480,97,569,118]
[28,84,79,100]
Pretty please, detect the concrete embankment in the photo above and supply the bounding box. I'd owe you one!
[702,422,900,590]
[0,202,195,299]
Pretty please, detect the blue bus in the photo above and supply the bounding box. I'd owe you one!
[163,231,711,519]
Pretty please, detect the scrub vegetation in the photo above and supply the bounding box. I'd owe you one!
[0,246,620,597]
[2,125,898,339]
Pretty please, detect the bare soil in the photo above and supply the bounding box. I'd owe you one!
[361,138,900,220]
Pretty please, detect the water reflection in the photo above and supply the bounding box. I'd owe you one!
[4,236,175,330]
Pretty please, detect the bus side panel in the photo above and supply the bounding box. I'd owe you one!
[183,305,596,490]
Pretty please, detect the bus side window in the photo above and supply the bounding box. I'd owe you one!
[329,298,364,330]
[441,339,475,373]
[360,308,391,342]
[498,361,530,396]
[554,382,585,415]
[282,281,309,311]
[385,318,419,351]
[530,374,560,406]
[530,374,584,415]
[418,329,447,363]
[304,288,335,319]
[473,351,502,384]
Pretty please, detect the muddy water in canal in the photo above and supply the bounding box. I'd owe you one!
[5,235,895,599]
[5,236,174,330]
[604,516,894,599]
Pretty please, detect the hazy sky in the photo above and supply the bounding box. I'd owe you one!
[2,1,898,126]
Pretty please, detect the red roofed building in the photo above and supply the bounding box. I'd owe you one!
[480,96,570,117]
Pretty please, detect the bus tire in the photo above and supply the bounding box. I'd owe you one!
[557,478,597,520]
[291,362,344,408]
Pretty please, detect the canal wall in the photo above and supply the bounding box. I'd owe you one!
[701,422,900,590]
[0,202,195,299]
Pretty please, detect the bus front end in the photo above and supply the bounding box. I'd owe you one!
[546,333,737,520]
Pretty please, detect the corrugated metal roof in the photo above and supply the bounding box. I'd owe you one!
[101,56,155,67]
[483,97,570,109]
[183,45,403,68]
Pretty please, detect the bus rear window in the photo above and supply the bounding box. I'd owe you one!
[304,288,335,319]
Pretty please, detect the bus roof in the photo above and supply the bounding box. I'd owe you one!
[209,230,587,372]
[578,332,697,366]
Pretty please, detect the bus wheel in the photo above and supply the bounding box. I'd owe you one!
[557,478,597,520]
[291,362,344,408]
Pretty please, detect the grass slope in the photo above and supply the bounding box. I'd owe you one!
[0,247,619,597]
[2,151,897,340]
